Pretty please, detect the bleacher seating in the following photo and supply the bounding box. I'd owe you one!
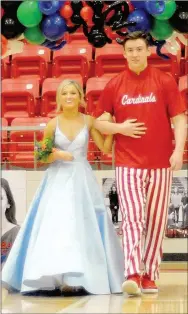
[87,138,100,165]
[86,76,114,115]
[52,43,93,84]
[2,78,40,125]
[11,45,51,82]
[95,44,125,77]
[8,117,50,168]
[1,117,8,162]
[1,57,11,80]
[147,47,181,81]
[179,75,188,109]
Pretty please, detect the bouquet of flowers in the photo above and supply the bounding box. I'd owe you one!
[34,137,54,162]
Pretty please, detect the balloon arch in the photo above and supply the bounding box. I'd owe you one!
[1,0,188,59]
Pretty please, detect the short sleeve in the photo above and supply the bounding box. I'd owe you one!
[94,80,114,118]
[162,73,187,118]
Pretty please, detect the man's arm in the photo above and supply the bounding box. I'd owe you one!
[170,113,187,170]
[172,113,187,153]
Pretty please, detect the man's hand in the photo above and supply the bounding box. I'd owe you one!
[169,150,183,171]
[119,119,147,138]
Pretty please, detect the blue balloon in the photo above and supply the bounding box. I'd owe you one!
[127,9,151,32]
[41,38,66,50]
[41,13,67,41]
[131,1,146,9]
[145,1,165,15]
[38,1,64,16]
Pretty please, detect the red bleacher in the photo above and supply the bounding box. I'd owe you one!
[11,45,51,82]
[52,43,93,84]
[1,117,8,162]
[86,76,114,115]
[8,117,50,168]
[2,78,40,125]
[179,75,188,106]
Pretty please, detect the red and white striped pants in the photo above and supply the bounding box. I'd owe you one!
[116,167,172,280]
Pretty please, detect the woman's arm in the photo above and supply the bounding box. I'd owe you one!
[87,114,114,154]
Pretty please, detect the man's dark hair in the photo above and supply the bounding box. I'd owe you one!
[122,31,150,48]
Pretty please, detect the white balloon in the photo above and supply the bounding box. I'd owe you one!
[176,33,188,46]
[164,42,178,55]
[1,39,24,59]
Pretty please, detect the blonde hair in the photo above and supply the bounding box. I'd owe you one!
[56,79,86,112]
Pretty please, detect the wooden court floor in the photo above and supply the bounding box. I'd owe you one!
[1,264,187,314]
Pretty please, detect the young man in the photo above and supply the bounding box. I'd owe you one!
[94,31,187,296]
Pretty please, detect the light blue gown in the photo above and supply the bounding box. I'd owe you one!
[2,117,124,294]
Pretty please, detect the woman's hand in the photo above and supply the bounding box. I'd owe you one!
[52,148,74,161]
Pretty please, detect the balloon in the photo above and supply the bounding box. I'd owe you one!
[127,9,151,32]
[164,31,181,55]
[17,0,43,28]
[1,1,22,10]
[70,1,84,25]
[60,4,73,19]
[1,35,8,57]
[41,38,66,50]
[154,0,176,20]
[1,13,25,39]
[176,33,188,46]
[24,26,46,45]
[104,1,130,30]
[169,5,188,33]
[130,1,146,9]
[151,19,173,40]
[145,1,165,15]
[38,1,64,16]
[2,38,24,59]
[80,6,93,22]
[1,7,4,18]
[41,13,67,41]
[127,1,135,13]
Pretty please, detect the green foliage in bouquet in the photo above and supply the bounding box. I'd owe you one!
[35,137,54,162]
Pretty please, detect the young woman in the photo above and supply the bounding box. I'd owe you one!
[2,79,124,295]
[1,178,20,267]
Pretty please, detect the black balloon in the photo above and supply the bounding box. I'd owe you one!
[70,1,84,25]
[87,25,112,48]
[1,1,22,10]
[86,1,111,47]
[169,5,188,33]
[175,1,188,9]
[1,13,25,39]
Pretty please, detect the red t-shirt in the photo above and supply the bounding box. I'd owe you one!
[95,66,186,169]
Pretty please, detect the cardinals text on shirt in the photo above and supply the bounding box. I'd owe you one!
[122,93,157,105]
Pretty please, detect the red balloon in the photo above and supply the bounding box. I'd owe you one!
[60,4,73,19]
[1,35,8,57]
[80,6,93,22]
[1,7,4,18]
[127,0,134,13]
